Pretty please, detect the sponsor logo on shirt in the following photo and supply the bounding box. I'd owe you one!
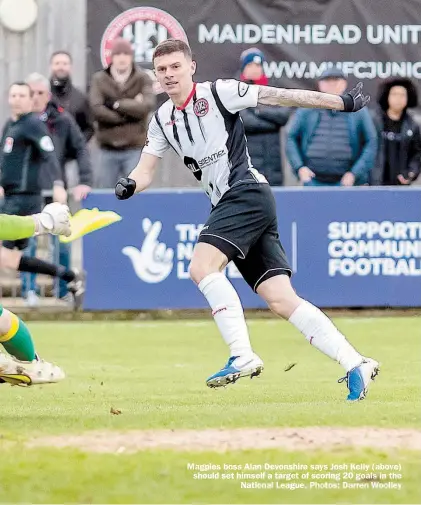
[165,118,180,126]
[198,149,226,168]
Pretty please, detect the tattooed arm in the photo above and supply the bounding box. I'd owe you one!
[258,86,344,110]
[256,82,370,112]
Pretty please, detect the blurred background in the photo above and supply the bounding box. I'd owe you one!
[1,0,420,313]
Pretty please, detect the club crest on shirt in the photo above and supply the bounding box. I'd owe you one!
[193,98,209,117]
[3,137,14,153]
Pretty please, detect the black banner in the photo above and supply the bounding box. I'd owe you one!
[87,0,421,98]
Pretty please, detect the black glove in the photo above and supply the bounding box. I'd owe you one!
[341,82,370,112]
[115,178,136,200]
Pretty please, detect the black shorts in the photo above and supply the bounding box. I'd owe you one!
[0,194,42,250]
[198,182,292,291]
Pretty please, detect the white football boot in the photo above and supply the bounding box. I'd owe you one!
[0,353,65,386]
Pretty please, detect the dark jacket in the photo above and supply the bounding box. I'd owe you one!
[90,65,155,150]
[39,102,93,189]
[50,77,94,142]
[370,108,421,185]
[240,105,290,186]
[286,107,377,185]
[0,113,61,195]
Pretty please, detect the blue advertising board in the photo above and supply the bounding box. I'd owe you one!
[82,187,421,309]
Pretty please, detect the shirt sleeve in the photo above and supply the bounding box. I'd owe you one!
[26,118,63,184]
[214,79,259,114]
[26,118,56,160]
[0,214,35,240]
[142,114,170,158]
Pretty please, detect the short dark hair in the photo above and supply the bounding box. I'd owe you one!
[9,81,34,97]
[377,77,418,111]
[153,39,192,62]
[50,50,73,63]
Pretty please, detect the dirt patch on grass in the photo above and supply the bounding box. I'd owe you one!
[28,427,421,453]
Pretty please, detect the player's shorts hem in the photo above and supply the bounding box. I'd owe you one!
[198,233,245,260]
[253,268,292,292]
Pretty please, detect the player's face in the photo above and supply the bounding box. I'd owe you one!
[50,53,72,79]
[388,86,408,112]
[8,85,33,116]
[318,78,347,95]
[154,52,195,98]
[29,82,51,113]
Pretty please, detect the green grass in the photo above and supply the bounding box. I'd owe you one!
[1,448,420,504]
[1,316,420,503]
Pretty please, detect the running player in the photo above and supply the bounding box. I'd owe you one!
[115,39,379,401]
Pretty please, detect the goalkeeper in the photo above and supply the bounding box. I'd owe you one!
[0,203,69,385]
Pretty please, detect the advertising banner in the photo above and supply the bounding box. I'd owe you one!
[83,188,421,310]
[87,0,421,97]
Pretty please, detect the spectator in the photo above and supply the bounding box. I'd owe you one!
[90,37,155,188]
[238,48,290,186]
[50,50,94,142]
[27,73,92,200]
[0,83,84,308]
[286,68,377,186]
[24,72,93,303]
[370,78,421,185]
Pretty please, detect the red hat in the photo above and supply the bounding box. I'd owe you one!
[111,37,134,57]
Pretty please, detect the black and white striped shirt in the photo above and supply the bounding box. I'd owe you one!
[143,79,267,206]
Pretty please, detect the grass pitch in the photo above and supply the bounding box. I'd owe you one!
[1,316,420,504]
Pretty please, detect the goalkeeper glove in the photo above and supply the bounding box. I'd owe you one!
[34,203,71,237]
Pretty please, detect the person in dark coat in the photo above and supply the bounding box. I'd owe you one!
[49,51,94,142]
[24,73,93,303]
[370,77,421,185]
[238,48,290,186]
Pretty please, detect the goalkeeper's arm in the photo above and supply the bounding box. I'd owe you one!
[0,204,71,241]
[0,214,36,240]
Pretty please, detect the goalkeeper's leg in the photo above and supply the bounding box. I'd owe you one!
[0,304,65,386]
[0,246,85,309]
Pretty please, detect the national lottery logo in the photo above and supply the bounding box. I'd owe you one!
[122,218,174,284]
[100,7,188,67]
[123,218,242,283]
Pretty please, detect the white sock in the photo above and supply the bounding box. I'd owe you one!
[198,272,252,358]
[288,300,363,371]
